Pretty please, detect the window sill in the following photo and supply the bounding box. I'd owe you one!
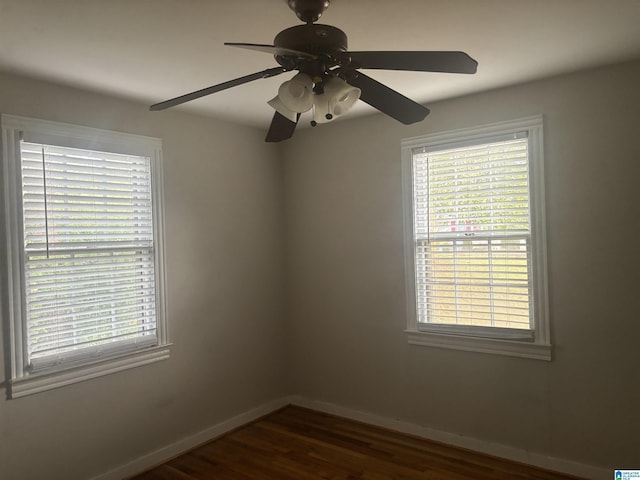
[8,344,171,399]
[406,330,551,361]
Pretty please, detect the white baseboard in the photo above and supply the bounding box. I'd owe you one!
[91,395,609,480]
[90,397,291,480]
[289,396,610,480]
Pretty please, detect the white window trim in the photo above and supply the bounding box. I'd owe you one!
[1,114,170,398]
[401,115,550,361]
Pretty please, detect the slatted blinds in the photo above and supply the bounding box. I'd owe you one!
[20,141,158,370]
[411,132,533,334]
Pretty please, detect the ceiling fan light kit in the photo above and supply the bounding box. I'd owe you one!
[150,0,478,142]
[269,73,361,125]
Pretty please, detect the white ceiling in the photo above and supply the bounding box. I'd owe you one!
[1,0,640,129]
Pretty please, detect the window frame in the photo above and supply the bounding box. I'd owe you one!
[401,116,550,360]
[1,115,170,398]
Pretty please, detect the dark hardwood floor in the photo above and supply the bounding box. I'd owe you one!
[130,405,585,480]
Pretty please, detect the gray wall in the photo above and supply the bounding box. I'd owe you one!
[1,58,639,479]
[0,72,288,479]
[283,60,640,469]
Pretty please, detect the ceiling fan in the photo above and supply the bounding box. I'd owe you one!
[150,0,478,142]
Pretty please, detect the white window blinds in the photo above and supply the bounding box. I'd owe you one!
[20,141,158,370]
[412,133,533,334]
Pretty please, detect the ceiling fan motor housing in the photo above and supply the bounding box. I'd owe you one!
[274,24,348,77]
[274,24,347,56]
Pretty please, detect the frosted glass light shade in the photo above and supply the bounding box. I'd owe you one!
[312,94,332,124]
[324,77,361,117]
[278,73,314,112]
[267,96,299,122]
[311,77,361,125]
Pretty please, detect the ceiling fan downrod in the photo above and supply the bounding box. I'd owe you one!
[288,0,330,23]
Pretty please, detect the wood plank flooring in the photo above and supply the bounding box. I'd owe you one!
[130,405,585,480]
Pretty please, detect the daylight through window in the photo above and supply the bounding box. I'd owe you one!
[21,142,158,369]
[402,117,550,359]
[2,115,169,397]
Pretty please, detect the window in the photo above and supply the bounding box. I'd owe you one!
[402,116,550,360]
[2,115,169,397]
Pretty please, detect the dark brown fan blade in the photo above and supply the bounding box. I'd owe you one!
[225,43,317,60]
[347,51,477,74]
[265,112,300,142]
[346,72,430,125]
[150,66,287,111]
